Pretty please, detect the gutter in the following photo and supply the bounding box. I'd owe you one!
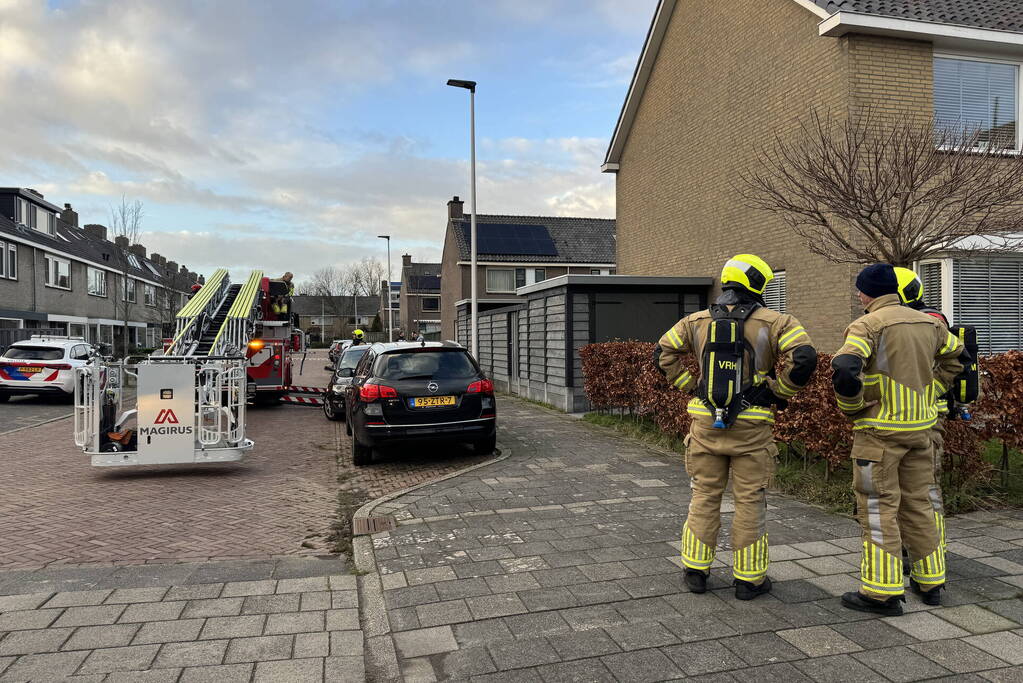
[819,11,1023,47]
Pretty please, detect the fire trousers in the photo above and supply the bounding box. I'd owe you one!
[852,429,945,599]
[928,422,947,551]
[681,419,776,586]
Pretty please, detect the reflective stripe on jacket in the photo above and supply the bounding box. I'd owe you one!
[833,294,964,432]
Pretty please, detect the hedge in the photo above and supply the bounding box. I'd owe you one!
[581,342,1023,495]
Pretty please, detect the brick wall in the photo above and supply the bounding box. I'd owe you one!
[615,0,939,349]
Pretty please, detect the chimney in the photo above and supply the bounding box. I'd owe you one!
[402,253,413,268]
[60,203,79,227]
[166,260,178,275]
[83,224,107,241]
[114,235,129,249]
[129,243,146,259]
[151,253,163,266]
[447,195,463,220]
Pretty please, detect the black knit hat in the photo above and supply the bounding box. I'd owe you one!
[856,263,899,298]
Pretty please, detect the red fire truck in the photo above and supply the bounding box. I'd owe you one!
[245,277,304,404]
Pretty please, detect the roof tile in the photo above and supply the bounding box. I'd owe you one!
[812,0,1023,32]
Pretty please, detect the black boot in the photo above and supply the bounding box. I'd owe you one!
[684,569,708,594]
[734,576,772,601]
[910,579,943,606]
[841,591,905,616]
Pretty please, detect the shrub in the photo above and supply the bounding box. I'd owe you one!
[582,341,1008,508]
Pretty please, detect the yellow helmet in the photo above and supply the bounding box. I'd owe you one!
[353,329,364,339]
[894,267,923,304]
[720,254,773,295]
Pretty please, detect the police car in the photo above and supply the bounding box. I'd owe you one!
[0,336,97,401]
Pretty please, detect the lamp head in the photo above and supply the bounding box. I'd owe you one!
[446,79,476,92]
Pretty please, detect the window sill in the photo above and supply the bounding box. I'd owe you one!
[88,292,107,298]
[1,276,17,281]
[45,284,72,291]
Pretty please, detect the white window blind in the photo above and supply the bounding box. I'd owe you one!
[935,57,1018,149]
[87,268,106,297]
[486,268,515,293]
[762,270,787,313]
[919,262,943,308]
[953,256,1023,354]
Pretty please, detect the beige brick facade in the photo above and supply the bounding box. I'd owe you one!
[613,0,939,349]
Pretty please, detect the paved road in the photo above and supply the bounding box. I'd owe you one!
[0,397,1021,681]
[0,349,486,570]
[0,395,73,435]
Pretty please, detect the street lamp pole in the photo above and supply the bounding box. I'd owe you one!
[447,78,478,356]
[378,235,393,342]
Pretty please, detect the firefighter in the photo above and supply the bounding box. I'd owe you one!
[833,264,963,615]
[351,329,365,346]
[281,272,295,297]
[894,267,951,568]
[657,254,818,599]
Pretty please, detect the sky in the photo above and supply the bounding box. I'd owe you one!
[0,0,656,281]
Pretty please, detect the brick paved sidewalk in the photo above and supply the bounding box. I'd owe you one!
[363,397,1023,682]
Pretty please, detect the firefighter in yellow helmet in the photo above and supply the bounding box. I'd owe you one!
[351,329,365,346]
[833,264,963,615]
[657,254,818,599]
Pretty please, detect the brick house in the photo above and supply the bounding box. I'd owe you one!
[439,196,616,341]
[399,255,441,340]
[291,295,378,342]
[0,187,198,350]
[603,0,1023,352]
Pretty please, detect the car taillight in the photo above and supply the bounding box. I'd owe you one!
[467,379,494,395]
[49,364,72,370]
[360,382,397,402]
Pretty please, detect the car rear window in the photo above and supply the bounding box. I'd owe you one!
[375,350,477,381]
[3,346,65,361]
[337,346,369,370]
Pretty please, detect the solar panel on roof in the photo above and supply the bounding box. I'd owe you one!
[469,223,557,256]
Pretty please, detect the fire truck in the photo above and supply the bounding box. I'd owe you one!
[73,269,304,466]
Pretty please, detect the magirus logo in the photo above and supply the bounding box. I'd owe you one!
[154,409,179,424]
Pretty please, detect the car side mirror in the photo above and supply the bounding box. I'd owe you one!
[339,367,355,378]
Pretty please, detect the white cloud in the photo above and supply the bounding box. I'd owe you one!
[0,0,625,282]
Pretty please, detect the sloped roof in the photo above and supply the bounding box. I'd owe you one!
[406,274,441,292]
[291,295,380,316]
[811,1,1023,32]
[450,214,616,264]
[0,214,193,289]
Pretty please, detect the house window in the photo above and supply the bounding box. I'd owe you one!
[934,56,1019,150]
[87,267,107,297]
[486,268,515,293]
[919,262,943,307]
[534,268,546,282]
[144,284,156,306]
[590,269,601,275]
[763,270,787,313]
[953,255,1023,354]
[44,254,71,290]
[14,198,28,225]
[123,277,137,303]
[422,297,440,312]
[0,242,14,280]
[515,268,527,289]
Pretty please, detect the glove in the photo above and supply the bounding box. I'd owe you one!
[652,346,667,377]
[745,383,787,410]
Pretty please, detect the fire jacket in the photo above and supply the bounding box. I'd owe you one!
[832,294,964,432]
[657,305,818,425]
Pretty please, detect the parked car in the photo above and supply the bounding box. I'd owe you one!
[0,336,96,402]
[344,341,497,465]
[323,344,371,421]
[325,338,353,369]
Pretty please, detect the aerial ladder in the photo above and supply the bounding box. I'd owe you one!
[73,270,265,467]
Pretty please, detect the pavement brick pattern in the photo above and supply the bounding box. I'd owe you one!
[0,396,74,435]
[366,398,1023,682]
[0,560,364,682]
[0,350,484,570]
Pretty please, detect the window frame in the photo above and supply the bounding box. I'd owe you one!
[87,267,107,297]
[7,243,16,280]
[934,51,1023,152]
[44,254,72,290]
[123,276,137,303]
[485,267,516,294]
[421,297,440,312]
[144,283,157,307]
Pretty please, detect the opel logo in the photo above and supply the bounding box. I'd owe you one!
[427,381,439,394]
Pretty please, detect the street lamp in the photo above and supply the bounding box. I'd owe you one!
[447,78,478,357]
[378,235,393,342]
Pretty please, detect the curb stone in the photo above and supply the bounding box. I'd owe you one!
[353,444,513,681]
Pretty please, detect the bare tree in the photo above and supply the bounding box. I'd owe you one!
[109,197,145,356]
[740,109,1023,266]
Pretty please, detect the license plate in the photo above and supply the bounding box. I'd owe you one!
[411,396,455,408]
[17,367,44,374]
